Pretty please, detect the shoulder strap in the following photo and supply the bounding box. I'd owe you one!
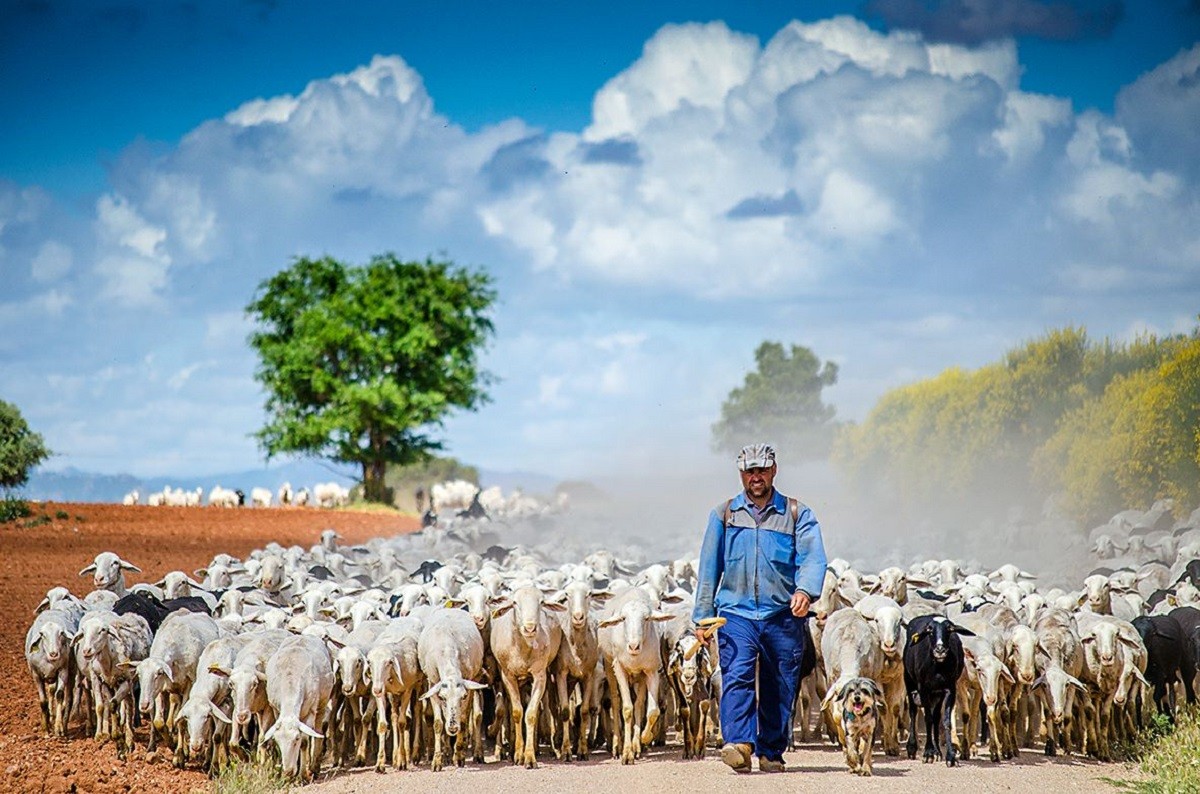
[788,497,799,530]
[715,499,733,528]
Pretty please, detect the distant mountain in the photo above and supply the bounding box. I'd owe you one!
[24,461,558,503]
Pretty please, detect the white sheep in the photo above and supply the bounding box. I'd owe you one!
[250,487,273,508]
[417,607,487,771]
[489,585,566,768]
[597,587,673,764]
[26,608,79,736]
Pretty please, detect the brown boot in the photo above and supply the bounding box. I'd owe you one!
[720,742,752,772]
[758,756,786,773]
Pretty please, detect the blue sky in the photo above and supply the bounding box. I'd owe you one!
[1,0,1199,482]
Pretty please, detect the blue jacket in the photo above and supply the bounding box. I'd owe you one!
[692,489,828,623]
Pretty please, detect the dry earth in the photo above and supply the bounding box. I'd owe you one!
[1,503,1143,793]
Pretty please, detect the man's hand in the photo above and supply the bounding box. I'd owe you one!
[790,591,811,618]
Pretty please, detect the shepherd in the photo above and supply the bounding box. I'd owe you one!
[693,442,828,773]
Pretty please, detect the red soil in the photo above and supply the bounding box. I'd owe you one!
[0,502,417,794]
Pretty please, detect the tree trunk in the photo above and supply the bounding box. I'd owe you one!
[362,459,392,504]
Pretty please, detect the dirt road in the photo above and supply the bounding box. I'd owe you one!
[304,743,1139,794]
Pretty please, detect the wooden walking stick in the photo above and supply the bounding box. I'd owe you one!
[686,616,727,659]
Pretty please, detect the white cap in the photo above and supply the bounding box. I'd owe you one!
[736,443,776,471]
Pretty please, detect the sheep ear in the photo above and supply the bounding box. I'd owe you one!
[208,665,229,679]
[598,615,626,628]
[261,721,278,742]
[951,624,976,637]
[119,559,142,573]
[419,682,443,701]
[660,593,686,604]
[79,563,97,576]
[464,680,488,690]
[35,598,50,614]
[649,612,675,622]
[491,603,515,619]
[210,702,232,724]
[1134,667,1150,687]
[541,601,567,613]
[1066,674,1087,692]
[999,663,1016,685]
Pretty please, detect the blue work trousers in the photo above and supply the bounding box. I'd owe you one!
[716,610,806,760]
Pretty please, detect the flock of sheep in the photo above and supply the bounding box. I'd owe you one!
[122,481,352,509]
[23,489,1200,783]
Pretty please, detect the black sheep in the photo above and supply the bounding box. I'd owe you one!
[1168,606,1200,704]
[1132,614,1185,722]
[113,591,172,634]
[903,614,974,766]
[1175,558,1200,587]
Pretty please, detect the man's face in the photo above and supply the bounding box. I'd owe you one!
[739,465,776,500]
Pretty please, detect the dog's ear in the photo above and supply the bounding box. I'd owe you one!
[869,679,884,700]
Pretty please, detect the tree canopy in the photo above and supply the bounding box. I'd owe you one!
[711,341,839,460]
[246,254,496,503]
[0,399,51,490]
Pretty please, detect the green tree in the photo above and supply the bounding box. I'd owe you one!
[0,399,51,490]
[711,341,839,460]
[247,254,496,503]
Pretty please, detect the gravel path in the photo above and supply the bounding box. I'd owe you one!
[304,742,1141,794]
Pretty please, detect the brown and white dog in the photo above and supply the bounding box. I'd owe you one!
[837,677,883,776]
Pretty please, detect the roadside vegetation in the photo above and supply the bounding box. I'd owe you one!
[203,757,290,794]
[832,324,1200,525]
[1109,708,1200,793]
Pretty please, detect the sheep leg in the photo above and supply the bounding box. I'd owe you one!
[641,670,662,749]
[472,689,484,763]
[612,665,636,764]
[524,671,547,768]
[430,700,446,772]
[33,676,51,734]
[905,691,919,760]
[922,697,938,762]
[500,670,525,765]
[559,675,574,762]
[943,689,958,766]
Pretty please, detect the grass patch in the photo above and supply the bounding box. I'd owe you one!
[202,757,290,794]
[21,514,52,528]
[54,509,69,520]
[341,499,404,514]
[1109,708,1200,793]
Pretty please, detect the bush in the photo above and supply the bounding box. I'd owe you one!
[54,509,69,520]
[0,496,32,524]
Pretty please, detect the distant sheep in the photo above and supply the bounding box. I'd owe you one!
[314,482,350,509]
[251,487,273,508]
